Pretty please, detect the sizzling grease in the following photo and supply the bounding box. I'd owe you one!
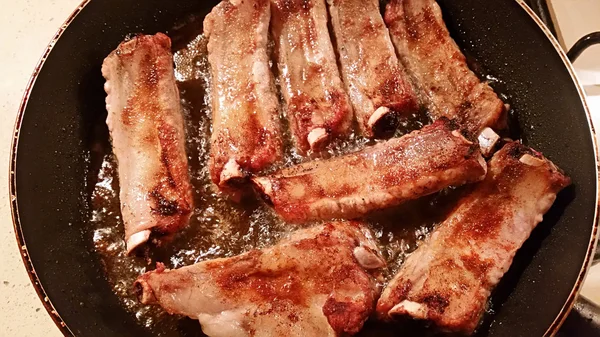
[90,34,470,336]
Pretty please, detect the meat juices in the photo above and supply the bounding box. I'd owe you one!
[136,222,385,337]
[327,0,417,137]
[376,142,571,333]
[205,0,283,189]
[102,34,194,254]
[385,0,505,153]
[253,119,487,223]
[271,0,354,153]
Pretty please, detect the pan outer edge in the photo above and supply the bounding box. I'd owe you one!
[7,0,600,336]
[513,1,600,336]
[8,0,91,336]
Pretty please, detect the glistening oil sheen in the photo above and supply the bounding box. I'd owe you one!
[88,28,503,337]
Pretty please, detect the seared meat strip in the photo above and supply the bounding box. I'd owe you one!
[136,221,385,337]
[253,119,487,223]
[384,0,505,151]
[327,0,417,137]
[102,33,193,254]
[205,0,283,189]
[271,0,354,153]
[377,142,570,334]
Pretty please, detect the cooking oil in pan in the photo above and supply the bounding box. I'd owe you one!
[89,31,480,337]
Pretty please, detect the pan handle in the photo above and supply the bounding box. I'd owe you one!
[524,0,600,63]
[558,296,600,337]
[567,32,600,63]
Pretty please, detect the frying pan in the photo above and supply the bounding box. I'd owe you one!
[9,0,600,336]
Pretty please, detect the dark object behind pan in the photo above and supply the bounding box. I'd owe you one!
[10,0,598,336]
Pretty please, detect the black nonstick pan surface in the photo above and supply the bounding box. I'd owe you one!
[10,0,599,336]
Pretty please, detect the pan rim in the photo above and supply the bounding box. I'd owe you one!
[8,0,91,336]
[513,1,600,336]
[7,0,599,336]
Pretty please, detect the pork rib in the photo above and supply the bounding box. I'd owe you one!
[376,142,571,334]
[102,33,194,254]
[205,0,283,189]
[271,0,354,152]
[252,119,487,223]
[135,221,385,337]
[327,0,417,137]
[384,0,505,143]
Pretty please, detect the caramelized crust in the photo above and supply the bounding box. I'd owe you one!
[204,0,283,189]
[271,0,354,152]
[253,119,487,223]
[384,0,505,135]
[102,33,193,253]
[376,142,571,333]
[327,0,418,137]
[136,222,385,337]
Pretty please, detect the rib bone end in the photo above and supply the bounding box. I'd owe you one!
[519,154,545,167]
[307,128,330,151]
[369,107,392,128]
[353,246,386,269]
[134,276,157,305]
[251,177,274,204]
[220,159,245,187]
[478,127,501,157]
[389,300,427,319]
[368,106,401,138]
[126,229,152,254]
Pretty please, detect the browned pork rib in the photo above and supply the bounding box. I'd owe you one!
[136,221,385,337]
[252,119,487,223]
[384,0,505,153]
[377,142,571,334]
[271,0,354,153]
[205,0,283,189]
[102,34,194,254]
[327,0,417,137]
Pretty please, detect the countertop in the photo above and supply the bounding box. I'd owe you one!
[0,1,598,336]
